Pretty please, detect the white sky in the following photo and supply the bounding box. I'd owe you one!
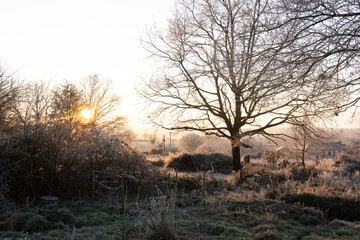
[0,0,174,134]
[0,0,357,137]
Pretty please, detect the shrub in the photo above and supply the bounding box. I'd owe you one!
[42,207,75,226]
[11,212,34,231]
[345,162,360,174]
[0,219,12,231]
[151,148,163,155]
[0,129,145,202]
[0,171,14,212]
[282,193,360,221]
[151,158,164,167]
[336,153,354,164]
[289,166,318,182]
[262,150,276,165]
[137,197,177,240]
[164,153,232,173]
[23,214,50,233]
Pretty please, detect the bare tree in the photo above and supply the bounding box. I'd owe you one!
[140,0,349,172]
[0,66,19,132]
[80,74,121,126]
[30,81,51,125]
[10,81,51,135]
[50,82,83,137]
[179,133,204,152]
[278,0,360,106]
[100,115,135,142]
[288,115,330,167]
[278,0,360,165]
[9,84,32,135]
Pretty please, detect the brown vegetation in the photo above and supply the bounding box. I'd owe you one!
[0,73,142,211]
[164,153,232,174]
[283,194,360,221]
[262,150,276,165]
[1,155,360,239]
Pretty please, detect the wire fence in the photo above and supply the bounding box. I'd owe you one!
[91,169,207,214]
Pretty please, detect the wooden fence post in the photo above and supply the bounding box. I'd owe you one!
[92,169,95,202]
[167,173,171,201]
[25,197,29,210]
[175,170,178,196]
[139,170,143,201]
[121,175,125,214]
[202,172,206,209]
[54,202,58,213]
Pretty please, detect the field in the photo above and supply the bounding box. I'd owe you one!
[1,155,360,240]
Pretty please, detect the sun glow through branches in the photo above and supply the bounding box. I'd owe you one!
[79,108,94,123]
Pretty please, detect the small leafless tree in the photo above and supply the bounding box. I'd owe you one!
[288,115,330,167]
[80,74,121,126]
[9,81,51,135]
[179,133,204,152]
[51,82,82,119]
[140,0,350,172]
[30,81,52,124]
[0,66,19,132]
[51,82,83,136]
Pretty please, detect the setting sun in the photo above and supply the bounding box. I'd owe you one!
[79,108,94,123]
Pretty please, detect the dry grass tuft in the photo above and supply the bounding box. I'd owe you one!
[136,197,177,240]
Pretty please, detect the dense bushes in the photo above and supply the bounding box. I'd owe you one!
[0,125,144,208]
[164,153,232,174]
[0,74,144,209]
[283,194,360,221]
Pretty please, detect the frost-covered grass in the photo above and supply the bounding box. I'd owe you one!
[1,157,360,239]
[2,194,360,240]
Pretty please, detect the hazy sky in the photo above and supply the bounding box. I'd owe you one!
[0,0,357,135]
[0,0,174,132]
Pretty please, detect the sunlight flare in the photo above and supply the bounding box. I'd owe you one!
[79,107,94,123]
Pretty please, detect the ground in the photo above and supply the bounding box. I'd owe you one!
[1,196,360,240]
[1,156,360,239]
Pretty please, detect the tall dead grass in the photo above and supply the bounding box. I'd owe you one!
[224,158,360,201]
[136,197,177,240]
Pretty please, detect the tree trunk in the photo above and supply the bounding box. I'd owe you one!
[301,131,306,168]
[231,142,241,171]
[301,138,306,168]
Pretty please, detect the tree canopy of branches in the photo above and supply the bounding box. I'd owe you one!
[0,66,18,132]
[288,114,330,167]
[9,81,51,135]
[51,82,83,121]
[80,74,121,126]
[279,0,360,106]
[0,72,140,205]
[140,0,355,171]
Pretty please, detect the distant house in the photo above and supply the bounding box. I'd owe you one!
[306,141,346,160]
